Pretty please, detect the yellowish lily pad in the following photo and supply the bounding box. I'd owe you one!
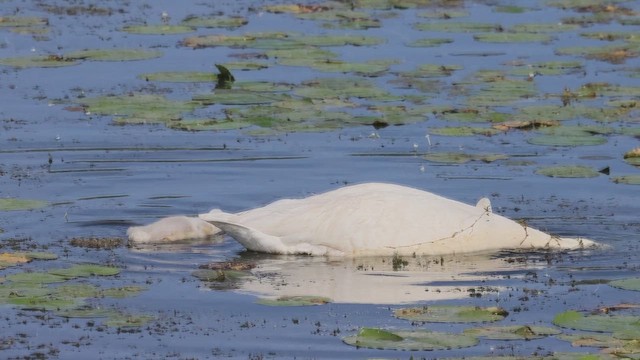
[343,327,479,350]
[535,165,600,178]
[394,305,508,323]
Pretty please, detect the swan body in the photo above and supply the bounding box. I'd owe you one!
[128,183,596,256]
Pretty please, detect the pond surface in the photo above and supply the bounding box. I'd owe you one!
[1,0,639,359]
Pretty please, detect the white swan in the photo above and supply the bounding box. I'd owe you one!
[128,183,596,256]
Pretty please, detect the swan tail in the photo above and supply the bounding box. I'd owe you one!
[206,220,289,254]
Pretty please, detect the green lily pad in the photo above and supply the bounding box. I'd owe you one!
[511,23,580,33]
[553,310,640,339]
[415,22,498,32]
[343,327,479,350]
[257,295,331,306]
[474,33,552,43]
[394,305,508,323]
[423,152,508,164]
[556,44,638,64]
[78,93,201,124]
[0,54,77,68]
[6,272,67,285]
[193,89,285,106]
[429,126,500,137]
[407,37,453,47]
[0,198,48,211]
[138,71,217,83]
[65,49,162,61]
[0,284,49,301]
[181,32,289,49]
[18,252,58,260]
[53,283,100,298]
[8,294,81,310]
[612,175,640,185]
[121,25,194,35]
[463,325,562,340]
[528,135,607,146]
[609,277,640,291]
[180,16,248,29]
[296,35,384,47]
[49,264,120,278]
[535,165,600,178]
[0,16,48,27]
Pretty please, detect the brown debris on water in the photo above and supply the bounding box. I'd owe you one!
[199,261,255,271]
[69,237,123,250]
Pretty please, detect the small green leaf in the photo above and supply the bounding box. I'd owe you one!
[0,198,48,211]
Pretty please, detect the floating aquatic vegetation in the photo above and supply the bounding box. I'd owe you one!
[180,16,248,29]
[0,253,30,269]
[612,175,640,185]
[553,310,640,340]
[511,23,579,33]
[417,10,469,19]
[121,25,195,35]
[463,325,562,340]
[56,306,120,318]
[0,55,78,68]
[65,49,163,61]
[609,278,640,291]
[309,59,395,76]
[474,32,552,43]
[415,22,498,33]
[624,148,640,166]
[5,272,67,285]
[535,165,600,178]
[406,37,453,47]
[49,264,120,278]
[221,61,269,71]
[294,77,401,101]
[394,305,508,323]
[193,89,285,106]
[423,152,508,164]
[528,126,610,146]
[181,32,297,49]
[492,119,559,131]
[343,327,479,350]
[69,237,123,250]
[429,126,500,137]
[556,44,638,64]
[78,93,201,124]
[508,60,584,76]
[257,295,331,306]
[0,198,49,211]
[0,16,48,28]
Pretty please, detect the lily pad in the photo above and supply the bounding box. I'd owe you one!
[528,135,607,146]
[6,272,67,285]
[8,294,81,310]
[463,325,562,340]
[394,305,508,323]
[609,277,640,291]
[429,126,500,137]
[407,37,453,47]
[56,306,119,318]
[0,55,76,68]
[65,48,163,61]
[343,327,479,350]
[78,93,201,123]
[257,295,331,306]
[535,165,600,178]
[180,16,248,29]
[49,264,120,278]
[415,22,499,33]
[423,152,508,164]
[101,286,146,298]
[18,252,58,260]
[121,25,195,35]
[0,16,48,27]
[474,33,551,43]
[553,310,640,339]
[612,175,640,185]
[0,198,48,211]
